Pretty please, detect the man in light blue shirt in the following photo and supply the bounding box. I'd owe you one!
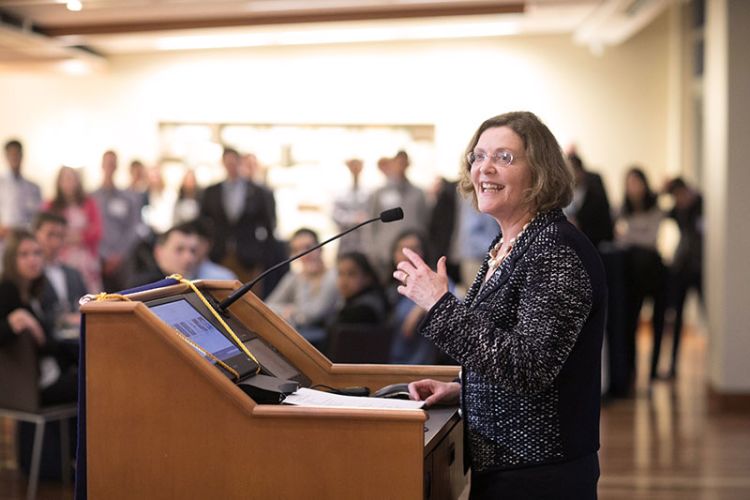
[92,150,142,291]
[191,219,237,281]
[0,139,42,235]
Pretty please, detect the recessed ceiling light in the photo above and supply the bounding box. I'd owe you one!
[66,0,83,12]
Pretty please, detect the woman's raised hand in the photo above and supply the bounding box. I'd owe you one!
[393,247,449,311]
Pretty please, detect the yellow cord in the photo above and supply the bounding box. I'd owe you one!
[169,275,261,374]
[92,292,133,302]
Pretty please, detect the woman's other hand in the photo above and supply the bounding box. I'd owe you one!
[8,309,46,346]
[408,379,460,407]
[394,248,449,311]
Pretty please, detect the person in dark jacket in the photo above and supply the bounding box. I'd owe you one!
[395,112,606,499]
[663,177,704,378]
[332,251,388,325]
[33,211,88,335]
[199,147,277,288]
[0,229,77,406]
[565,152,614,249]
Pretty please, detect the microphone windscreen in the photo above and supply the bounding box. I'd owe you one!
[380,207,404,223]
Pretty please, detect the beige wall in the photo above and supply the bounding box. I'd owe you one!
[704,0,750,392]
[0,13,672,208]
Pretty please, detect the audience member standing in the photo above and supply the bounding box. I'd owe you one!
[142,166,176,234]
[616,167,667,383]
[200,147,277,287]
[92,150,142,291]
[0,140,42,253]
[332,158,369,255]
[565,152,614,248]
[127,159,149,210]
[426,177,461,284]
[367,151,428,279]
[664,177,704,378]
[45,166,103,293]
[173,169,202,225]
[457,196,499,290]
[241,153,277,231]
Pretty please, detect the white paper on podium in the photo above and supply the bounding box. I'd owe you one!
[283,388,425,410]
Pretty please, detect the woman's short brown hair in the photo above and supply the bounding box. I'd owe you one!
[458,111,573,214]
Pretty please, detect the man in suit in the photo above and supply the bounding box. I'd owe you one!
[199,147,277,291]
[33,212,88,334]
[565,152,614,249]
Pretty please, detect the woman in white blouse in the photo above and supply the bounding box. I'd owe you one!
[616,167,667,383]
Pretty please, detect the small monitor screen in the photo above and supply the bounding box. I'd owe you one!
[150,299,241,362]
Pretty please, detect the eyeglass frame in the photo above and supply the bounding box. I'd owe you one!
[465,149,517,169]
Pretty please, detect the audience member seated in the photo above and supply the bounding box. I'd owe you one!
[0,229,77,406]
[33,212,88,336]
[190,218,237,281]
[331,252,389,325]
[265,228,339,351]
[128,223,200,287]
[324,252,390,362]
[388,230,439,365]
[44,166,103,293]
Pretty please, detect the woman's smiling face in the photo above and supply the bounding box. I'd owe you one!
[470,126,533,221]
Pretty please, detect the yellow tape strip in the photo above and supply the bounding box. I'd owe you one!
[169,275,261,374]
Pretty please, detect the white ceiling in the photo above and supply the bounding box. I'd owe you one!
[0,0,674,67]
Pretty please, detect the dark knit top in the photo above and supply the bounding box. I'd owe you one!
[419,209,607,472]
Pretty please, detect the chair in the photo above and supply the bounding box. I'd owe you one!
[0,332,77,500]
[325,323,394,364]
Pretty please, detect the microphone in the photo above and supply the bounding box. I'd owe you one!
[218,207,404,312]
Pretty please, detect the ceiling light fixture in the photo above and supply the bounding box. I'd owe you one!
[66,0,83,12]
[155,19,520,51]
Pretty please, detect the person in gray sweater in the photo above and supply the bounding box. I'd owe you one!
[394,112,607,499]
[266,228,339,351]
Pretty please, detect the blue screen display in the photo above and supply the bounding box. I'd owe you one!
[150,299,241,362]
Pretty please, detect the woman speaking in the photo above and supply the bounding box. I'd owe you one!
[395,112,606,499]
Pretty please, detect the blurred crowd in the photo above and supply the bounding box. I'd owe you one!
[0,137,703,394]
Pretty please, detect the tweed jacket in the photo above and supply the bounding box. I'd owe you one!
[420,208,607,472]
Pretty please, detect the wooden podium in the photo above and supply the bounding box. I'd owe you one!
[80,280,466,499]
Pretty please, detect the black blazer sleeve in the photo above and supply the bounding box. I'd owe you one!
[0,281,24,345]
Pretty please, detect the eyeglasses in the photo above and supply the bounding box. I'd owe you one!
[466,149,515,168]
